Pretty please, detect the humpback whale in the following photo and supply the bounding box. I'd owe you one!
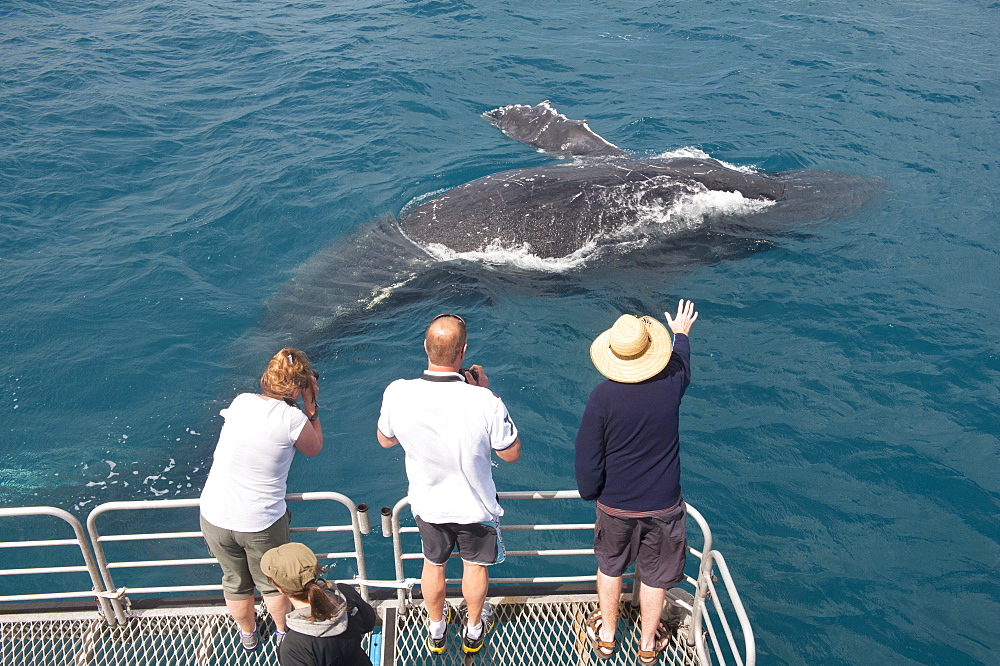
[401,101,881,260]
[255,102,883,349]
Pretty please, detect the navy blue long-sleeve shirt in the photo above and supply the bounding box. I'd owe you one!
[574,333,690,512]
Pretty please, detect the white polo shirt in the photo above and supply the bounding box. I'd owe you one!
[378,371,518,524]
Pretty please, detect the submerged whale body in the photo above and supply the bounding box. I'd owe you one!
[254,102,883,350]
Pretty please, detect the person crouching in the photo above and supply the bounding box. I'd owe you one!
[261,542,377,666]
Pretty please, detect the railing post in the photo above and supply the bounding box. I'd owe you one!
[390,498,410,615]
[350,499,370,602]
[87,503,124,599]
[683,503,713,665]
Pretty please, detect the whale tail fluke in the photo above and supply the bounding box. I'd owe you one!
[484,101,628,158]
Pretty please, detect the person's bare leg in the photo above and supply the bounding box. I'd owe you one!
[226,597,257,633]
[461,562,489,627]
[596,569,622,644]
[422,560,447,622]
[638,582,667,651]
[262,593,291,633]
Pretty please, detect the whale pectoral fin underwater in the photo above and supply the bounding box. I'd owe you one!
[484,101,629,158]
[248,216,435,354]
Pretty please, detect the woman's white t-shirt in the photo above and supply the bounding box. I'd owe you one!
[199,393,308,532]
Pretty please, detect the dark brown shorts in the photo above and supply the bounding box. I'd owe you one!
[593,504,687,590]
[415,516,505,566]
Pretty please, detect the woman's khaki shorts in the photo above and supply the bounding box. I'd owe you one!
[200,512,290,600]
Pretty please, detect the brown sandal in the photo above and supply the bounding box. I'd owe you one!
[585,609,616,660]
[636,620,671,664]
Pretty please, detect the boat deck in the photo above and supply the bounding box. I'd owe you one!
[1,592,700,666]
[1,490,753,666]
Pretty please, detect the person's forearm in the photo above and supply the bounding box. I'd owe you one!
[377,429,398,448]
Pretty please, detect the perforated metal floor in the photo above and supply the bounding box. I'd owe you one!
[381,594,700,666]
[1,594,701,666]
[1,606,341,666]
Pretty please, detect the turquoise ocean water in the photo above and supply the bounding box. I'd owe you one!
[1,1,998,663]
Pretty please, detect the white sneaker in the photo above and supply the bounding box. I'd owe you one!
[462,601,494,654]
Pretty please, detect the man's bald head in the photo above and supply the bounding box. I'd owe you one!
[424,314,467,367]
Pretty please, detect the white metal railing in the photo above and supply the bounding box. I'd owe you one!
[383,490,619,611]
[84,492,371,626]
[385,490,755,666]
[0,506,117,624]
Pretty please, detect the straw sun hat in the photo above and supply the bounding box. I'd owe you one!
[590,314,673,383]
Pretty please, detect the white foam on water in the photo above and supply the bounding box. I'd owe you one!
[652,146,762,174]
[630,187,776,236]
[421,239,597,272]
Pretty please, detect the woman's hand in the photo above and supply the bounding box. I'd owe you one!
[295,374,323,456]
[301,374,319,412]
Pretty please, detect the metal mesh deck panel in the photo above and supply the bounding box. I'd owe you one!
[2,596,700,666]
[385,595,700,666]
[0,607,369,666]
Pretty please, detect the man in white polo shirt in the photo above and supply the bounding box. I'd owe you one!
[377,313,521,655]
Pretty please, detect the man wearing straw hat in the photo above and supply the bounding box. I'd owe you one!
[576,299,698,665]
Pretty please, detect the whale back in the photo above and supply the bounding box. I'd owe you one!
[399,158,787,259]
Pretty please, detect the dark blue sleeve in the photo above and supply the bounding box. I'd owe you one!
[574,390,606,501]
[667,334,691,393]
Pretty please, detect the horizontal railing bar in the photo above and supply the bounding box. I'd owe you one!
[0,539,82,549]
[0,565,93,575]
[498,524,595,531]
[119,584,222,595]
[401,548,593,561]
[496,491,583,500]
[504,549,594,557]
[394,524,594,533]
[97,531,203,542]
[94,524,356,543]
[444,576,601,585]
[107,557,217,569]
[105,552,360,570]
[0,590,103,602]
[439,574,636,586]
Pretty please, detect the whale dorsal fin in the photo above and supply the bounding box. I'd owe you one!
[484,101,628,158]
